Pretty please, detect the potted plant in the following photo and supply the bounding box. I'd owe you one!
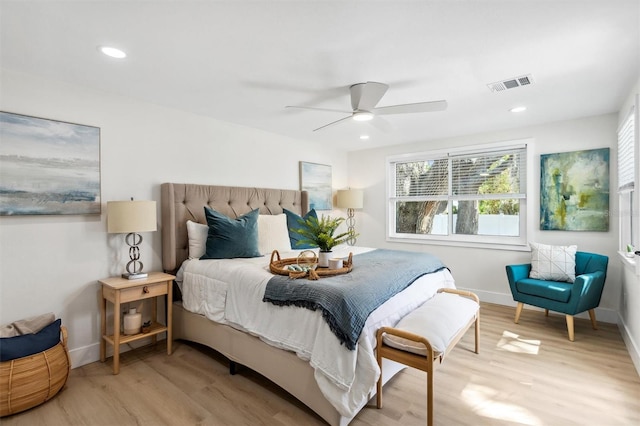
[291,214,355,267]
[626,244,636,258]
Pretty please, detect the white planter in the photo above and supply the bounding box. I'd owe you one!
[318,251,332,268]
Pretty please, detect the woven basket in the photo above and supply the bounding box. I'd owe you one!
[0,326,70,417]
[270,250,353,279]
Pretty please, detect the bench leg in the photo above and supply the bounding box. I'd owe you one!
[474,312,480,354]
[427,370,434,426]
[376,354,383,408]
[514,302,524,323]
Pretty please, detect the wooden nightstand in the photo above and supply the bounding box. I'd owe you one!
[99,272,175,374]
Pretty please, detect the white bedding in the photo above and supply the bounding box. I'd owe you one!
[177,246,455,418]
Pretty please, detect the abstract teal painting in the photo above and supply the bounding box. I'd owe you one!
[540,148,609,231]
[300,161,332,210]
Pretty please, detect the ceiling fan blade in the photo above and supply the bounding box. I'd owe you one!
[368,116,394,133]
[374,100,448,115]
[350,81,388,111]
[313,115,352,132]
[285,105,352,114]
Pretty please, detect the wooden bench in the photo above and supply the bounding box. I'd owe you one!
[376,288,480,426]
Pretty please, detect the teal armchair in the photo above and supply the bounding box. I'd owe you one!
[505,251,608,341]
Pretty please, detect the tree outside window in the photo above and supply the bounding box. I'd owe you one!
[389,143,528,246]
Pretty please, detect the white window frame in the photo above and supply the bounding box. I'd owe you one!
[617,96,639,268]
[386,139,533,250]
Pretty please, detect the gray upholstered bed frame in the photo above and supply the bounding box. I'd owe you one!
[160,183,403,426]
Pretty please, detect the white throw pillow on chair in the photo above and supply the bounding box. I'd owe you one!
[529,242,577,283]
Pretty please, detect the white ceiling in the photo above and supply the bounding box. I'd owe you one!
[1,0,639,151]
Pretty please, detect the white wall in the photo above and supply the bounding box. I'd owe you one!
[0,69,348,367]
[617,75,640,374]
[348,113,622,324]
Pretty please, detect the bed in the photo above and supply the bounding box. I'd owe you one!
[160,183,456,425]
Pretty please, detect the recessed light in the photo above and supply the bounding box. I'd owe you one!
[360,135,370,140]
[98,46,127,59]
[510,106,527,113]
[352,111,374,122]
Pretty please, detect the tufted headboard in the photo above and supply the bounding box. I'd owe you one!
[160,183,308,273]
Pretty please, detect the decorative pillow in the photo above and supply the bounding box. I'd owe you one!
[529,242,577,283]
[0,318,61,362]
[186,220,209,259]
[283,208,318,249]
[258,214,292,255]
[201,207,261,259]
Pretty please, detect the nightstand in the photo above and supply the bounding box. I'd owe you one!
[99,272,175,374]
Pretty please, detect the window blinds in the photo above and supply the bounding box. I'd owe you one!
[393,146,526,198]
[618,106,636,192]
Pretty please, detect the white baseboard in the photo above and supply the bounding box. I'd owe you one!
[618,314,640,376]
[458,287,620,324]
[68,342,100,369]
[69,335,165,369]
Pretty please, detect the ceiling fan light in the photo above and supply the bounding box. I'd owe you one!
[353,111,374,122]
[99,46,127,59]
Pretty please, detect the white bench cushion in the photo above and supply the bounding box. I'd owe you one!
[383,292,478,356]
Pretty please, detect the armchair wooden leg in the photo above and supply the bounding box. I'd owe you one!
[514,302,524,323]
[588,309,598,330]
[566,315,575,342]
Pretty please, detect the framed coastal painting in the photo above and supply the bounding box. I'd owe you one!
[0,111,101,215]
[540,147,609,231]
[300,161,332,210]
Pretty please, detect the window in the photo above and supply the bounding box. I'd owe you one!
[618,99,638,254]
[388,141,529,248]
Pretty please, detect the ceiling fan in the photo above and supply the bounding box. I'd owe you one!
[286,81,447,132]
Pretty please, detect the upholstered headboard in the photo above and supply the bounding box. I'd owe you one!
[160,183,308,273]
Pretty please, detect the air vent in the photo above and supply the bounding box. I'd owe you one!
[487,74,533,92]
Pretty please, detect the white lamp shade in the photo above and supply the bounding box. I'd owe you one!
[107,200,157,233]
[336,189,364,209]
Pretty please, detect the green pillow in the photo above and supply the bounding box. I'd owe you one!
[201,207,261,259]
[283,208,318,249]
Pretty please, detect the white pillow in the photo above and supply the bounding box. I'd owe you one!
[186,220,208,259]
[529,242,577,283]
[258,214,292,255]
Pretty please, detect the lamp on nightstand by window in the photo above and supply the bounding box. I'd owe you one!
[336,189,364,246]
[107,199,157,280]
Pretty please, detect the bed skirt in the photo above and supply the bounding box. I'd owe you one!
[172,301,406,426]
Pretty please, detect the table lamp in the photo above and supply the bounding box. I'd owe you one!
[107,199,157,279]
[336,189,364,246]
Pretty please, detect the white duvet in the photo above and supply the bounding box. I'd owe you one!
[178,246,455,418]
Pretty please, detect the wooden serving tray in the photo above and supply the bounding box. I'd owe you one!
[269,250,353,280]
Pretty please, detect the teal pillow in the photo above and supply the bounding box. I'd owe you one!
[0,319,61,362]
[283,208,318,249]
[201,207,261,259]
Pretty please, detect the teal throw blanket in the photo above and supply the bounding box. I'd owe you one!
[263,249,447,350]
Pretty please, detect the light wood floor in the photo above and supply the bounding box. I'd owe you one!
[3,303,640,425]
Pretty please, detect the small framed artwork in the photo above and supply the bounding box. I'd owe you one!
[540,147,609,231]
[0,111,101,215]
[300,161,332,210]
